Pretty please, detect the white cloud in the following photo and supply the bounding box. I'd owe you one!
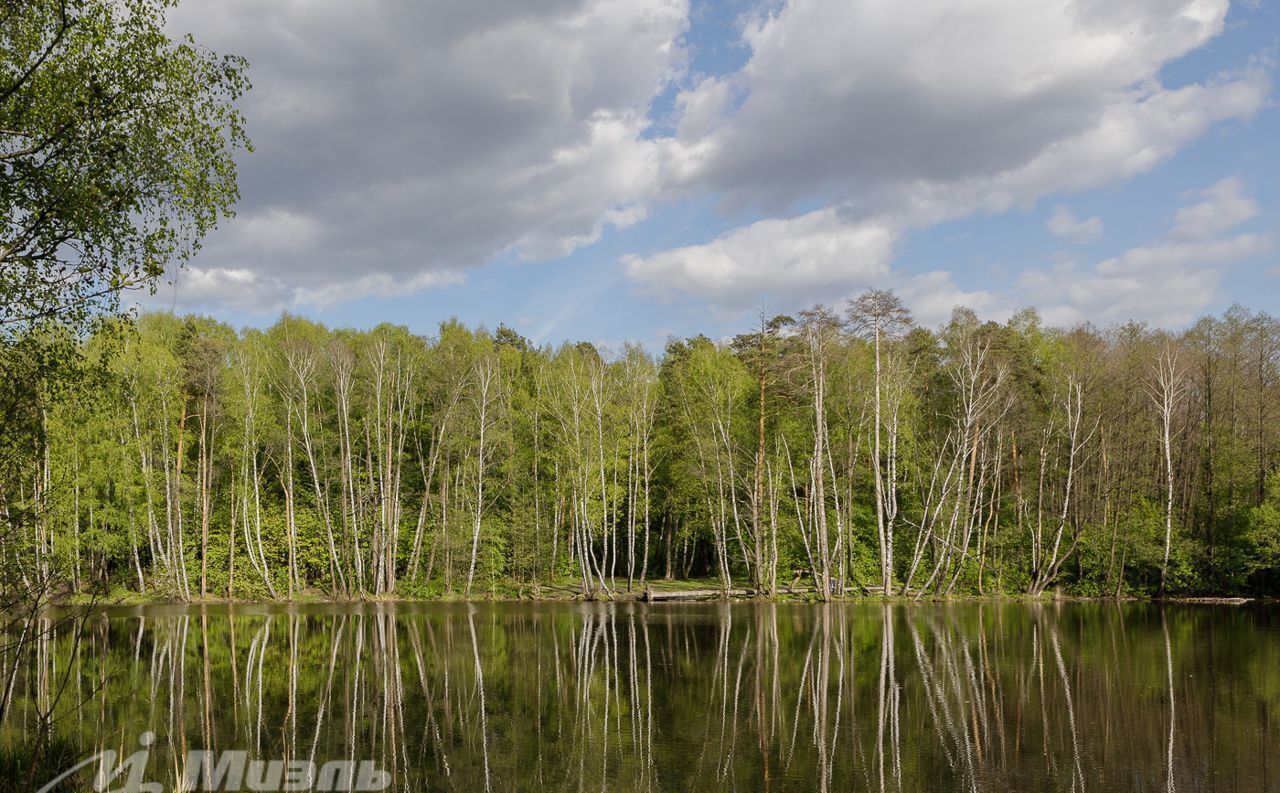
[898,271,1011,329]
[158,0,1271,326]
[1047,205,1104,243]
[166,0,689,307]
[1172,176,1260,239]
[665,0,1261,213]
[149,267,294,315]
[624,175,1264,329]
[673,76,735,142]
[1020,179,1271,326]
[691,177,1271,329]
[144,265,465,317]
[630,0,1268,319]
[624,208,897,308]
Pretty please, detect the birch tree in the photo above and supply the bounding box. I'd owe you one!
[847,290,912,596]
[1148,344,1190,594]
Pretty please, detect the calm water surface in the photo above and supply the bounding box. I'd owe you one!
[4,601,1278,792]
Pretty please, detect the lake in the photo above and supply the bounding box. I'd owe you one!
[2,601,1277,792]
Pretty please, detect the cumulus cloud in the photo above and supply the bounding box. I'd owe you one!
[147,265,464,316]
[623,208,897,308]
[166,0,688,308]
[1047,205,1104,243]
[703,177,1271,329]
[1171,176,1260,239]
[1020,178,1270,326]
[665,0,1262,212]
[898,271,1011,329]
[150,267,294,315]
[160,0,1270,326]
[624,0,1264,324]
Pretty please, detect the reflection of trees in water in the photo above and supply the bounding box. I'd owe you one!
[0,604,1265,792]
[1163,612,1176,793]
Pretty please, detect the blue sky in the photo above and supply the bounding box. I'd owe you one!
[154,0,1279,352]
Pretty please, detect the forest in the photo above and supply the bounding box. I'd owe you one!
[9,295,1280,602]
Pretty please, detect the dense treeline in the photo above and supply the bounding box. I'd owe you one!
[10,296,1280,600]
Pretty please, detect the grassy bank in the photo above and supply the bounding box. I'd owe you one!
[51,578,1265,608]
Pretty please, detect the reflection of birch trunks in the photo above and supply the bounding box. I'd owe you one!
[1,601,1268,792]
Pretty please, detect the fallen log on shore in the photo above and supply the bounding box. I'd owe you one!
[641,587,755,602]
[639,585,880,601]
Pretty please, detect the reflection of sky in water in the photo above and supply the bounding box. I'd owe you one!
[4,602,1276,793]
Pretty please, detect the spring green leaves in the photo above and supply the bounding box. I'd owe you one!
[1,0,250,336]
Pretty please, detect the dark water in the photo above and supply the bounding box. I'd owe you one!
[3,601,1279,792]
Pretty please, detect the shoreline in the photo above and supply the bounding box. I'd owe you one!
[44,585,1266,610]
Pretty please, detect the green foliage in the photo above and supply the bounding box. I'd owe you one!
[0,731,84,793]
[1243,472,1280,590]
[6,300,1280,601]
[1,0,250,336]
